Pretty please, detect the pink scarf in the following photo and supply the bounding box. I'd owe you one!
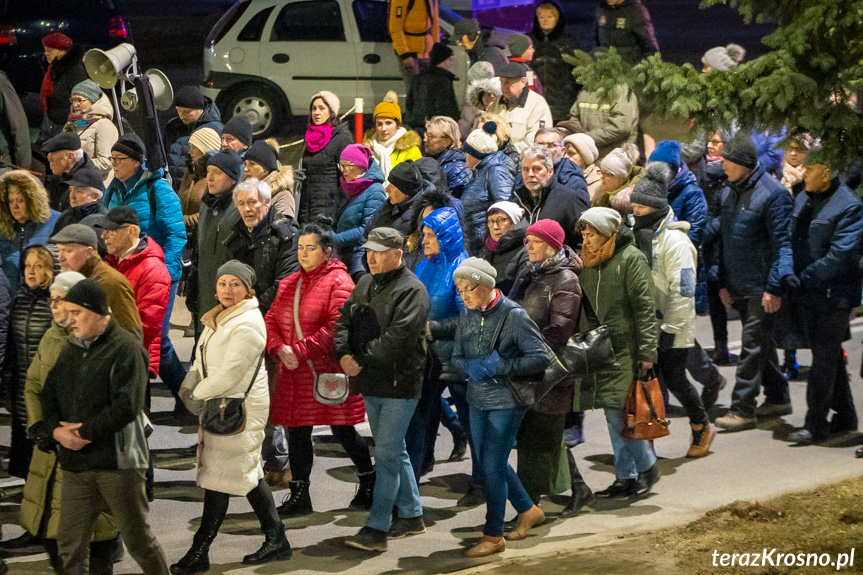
[340,175,375,199]
[305,123,334,152]
[484,235,499,252]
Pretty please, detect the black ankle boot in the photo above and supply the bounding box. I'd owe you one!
[562,477,594,517]
[242,525,292,565]
[349,471,375,510]
[170,537,210,575]
[277,480,312,517]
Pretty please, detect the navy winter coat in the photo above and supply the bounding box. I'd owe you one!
[462,151,515,256]
[790,181,863,313]
[432,149,471,199]
[414,207,468,377]
[334,161,387,275]
[667,164,708,248]
[165,98,223,182]
[718,163,794,298]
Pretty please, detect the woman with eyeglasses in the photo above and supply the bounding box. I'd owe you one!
[423,116,471,199]
[333,145,387,282]
[480,201,528,295]
[64,80,119,186]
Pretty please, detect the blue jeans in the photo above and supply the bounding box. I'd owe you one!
[469,406,533,537]
[363,396,422,532]
[604,408,656,480]
[450,383,483,488]
[159,281,186,399]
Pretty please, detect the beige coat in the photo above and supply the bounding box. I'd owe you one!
[192,297,268,496]
[584,163,603,202]
[70,94,118,186]
[488,89,553,154]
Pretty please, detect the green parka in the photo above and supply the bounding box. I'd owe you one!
[576,226,657,411]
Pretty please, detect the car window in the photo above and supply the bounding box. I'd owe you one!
[352,0,389,43]
[238,6,274,42]
[3,0,114,16]
[270,0,346,42]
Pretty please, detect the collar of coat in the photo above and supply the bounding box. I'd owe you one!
[371,264,406,290]
[505,84,531,110]
[200,296,260,332]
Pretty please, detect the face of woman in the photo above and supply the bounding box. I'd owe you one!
[536,7,558,31]
[581,227,608,252]
[24,251,48,289]
[297,233,329,272]
[44,47,64,64]
[338,160,363,183]
[786,143,808,167]
[423,130,450,156]
[244,160,269,181]
[189,144,204,161]
[50,289,69,324]
[70,95,92,114]
[7,188,28,224]
[216,274,249,308]
[564,143,585,168]
[310,98,331,126]
[457,280,493,310]
[376,117,398,141]
[422,227,440,256]
[385,183,409,204]
[599,169,625,194]
[525,235,554,263]
[486,211,513,242]
[706,132,724,157]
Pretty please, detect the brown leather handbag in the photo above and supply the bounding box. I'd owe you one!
[621,368,670,440]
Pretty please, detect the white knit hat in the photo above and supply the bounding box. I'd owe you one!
[563,133,599,165]
[189,127,221,155]
[600,147,635,178]
[49,271,87,295]
[463,121,500,159]
[487,201,525,226]
[467,61,495,84]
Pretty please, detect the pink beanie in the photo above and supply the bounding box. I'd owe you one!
[526,219,565,252]
[341,144,374,171]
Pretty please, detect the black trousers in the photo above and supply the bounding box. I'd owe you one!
[659,347,709,426]
[707,276,728,343]
[287,425,373,482]
[804,309,858,440]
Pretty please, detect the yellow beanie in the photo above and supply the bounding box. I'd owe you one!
[373,90,402,123]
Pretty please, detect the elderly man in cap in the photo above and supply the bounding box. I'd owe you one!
[53,166,108,233]
[713,138,795,432]
[42,131,96,211]
[454,19,508,73]
[221,116,253,155]
[39,279,169,575]
[50,223,142,340]
[335,227,430,552]
[488,62,553,154]
[165,85,223,184]
[102,206,170,381]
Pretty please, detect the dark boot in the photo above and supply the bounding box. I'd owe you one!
[562,450,593,516]
[448,429,468,461]
[170,534,212,575]
[711,340,736,365]
[349,471,375,510]
[242,524,292,565]
[277,480,313,517]
[783,350,800,381]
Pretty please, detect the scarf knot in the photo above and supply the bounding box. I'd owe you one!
[305,123,334,153]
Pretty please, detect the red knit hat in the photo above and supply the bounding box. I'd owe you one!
[42,33,73,50]
[526,219,565,252]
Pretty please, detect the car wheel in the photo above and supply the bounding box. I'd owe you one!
[220,84,287,139]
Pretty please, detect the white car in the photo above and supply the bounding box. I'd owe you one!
[202,0,470,138]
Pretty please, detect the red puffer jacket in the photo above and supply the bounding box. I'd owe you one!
[106,238,170,376]
[265,258,365,427]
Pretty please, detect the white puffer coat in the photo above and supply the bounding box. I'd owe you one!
[650,209,697,349]
[70,93,119,186]
[192,297,268,496]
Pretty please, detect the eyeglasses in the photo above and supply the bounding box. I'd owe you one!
[523,238,546,248]
[70,97,88,104]
[49,296,65,306]
[338,162,357,171]
[110,156,131,164]
[424,133,447,140]
[538,142,563,149]
[487,217,511,228]
[456,284,480,296]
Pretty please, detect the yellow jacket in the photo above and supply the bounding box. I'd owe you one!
[389,0,440,59]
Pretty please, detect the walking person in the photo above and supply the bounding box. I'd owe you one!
[335,228,430,552]
[173,261,291,573]
[451,257,549,557]
[265,221,374,516]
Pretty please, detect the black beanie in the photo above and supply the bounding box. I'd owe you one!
[244,140,278,173]
[208,149,244,182]
[65,279,109,316]
[429,42,453,67]
[112,133,146,164]
[173,86,206,110]
[388,160,423,197]
[721,138,758,169]
[222,115,253,147]
[630,162,671,209]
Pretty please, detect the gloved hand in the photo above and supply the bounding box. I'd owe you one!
[782,274,802,291]
[465,360,493,382]
[28,421,56,453]
[481,350,501,376]
[659,331,675,351]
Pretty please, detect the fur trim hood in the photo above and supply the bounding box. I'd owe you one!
[363,128,421,151]
[264,164,294,195]
[467,77,502,110]
[0,170,52,239]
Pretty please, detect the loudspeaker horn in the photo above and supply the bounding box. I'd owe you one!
[84,43,137,89]
[120,69,174,112]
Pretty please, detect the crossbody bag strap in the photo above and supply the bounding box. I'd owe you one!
[580,293,601,329]
[489,307,512,354]
[292,277,317,378]
[243,353,265,398]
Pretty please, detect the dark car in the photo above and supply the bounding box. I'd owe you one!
[0,0,132,94]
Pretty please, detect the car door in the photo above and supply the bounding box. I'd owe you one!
[259,0,358,114]
[350,0,406,104]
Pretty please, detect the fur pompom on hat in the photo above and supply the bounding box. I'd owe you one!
[463,121,499,160]
[373,90,402,123]
[702,43,746,72]
[630,162,671,209]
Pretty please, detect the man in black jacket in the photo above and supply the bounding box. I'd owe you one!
[40,280,168,574]
[594,0,659,65]
[335,227,430,552]
[42,131,97,212]
[225,177,298,314]
[406,43,460,133]
[53,166,108,233]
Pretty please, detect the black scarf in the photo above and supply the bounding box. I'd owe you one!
[632,206,670,268]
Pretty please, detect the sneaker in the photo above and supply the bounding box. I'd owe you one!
[715,413,756,431]
[788,428,817,445]
[387,516,425,539]
[634,464,660,496]
[594,478,637,499]
[686,423,716,458]
[456,484,485,507]
[344,526,387,552]
[755,402,793,418]
[563,424,585,448]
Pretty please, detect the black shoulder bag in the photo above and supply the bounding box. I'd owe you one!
[555,295,619,379]
[200,352,265,436]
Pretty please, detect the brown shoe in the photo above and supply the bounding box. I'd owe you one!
[505,504,545,541]
[686,423,716,458]
[464,535,505,557]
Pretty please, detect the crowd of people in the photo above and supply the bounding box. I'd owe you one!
[0,1,860,573]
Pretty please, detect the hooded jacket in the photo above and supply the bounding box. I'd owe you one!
[667,164,708,248]
[431,148,472,199]
[68,94,119,185]
[105,167,187,281]
[459,76,501,137]
[594,0,659,65]
[165,97,223,182]
[569,85,639,160]
[468,27,509,73]
[530,0,579,122]
[301,121,353,224]
[415,207,468,376]
[105,237,171,376]
[462,151,515,255]
[334,161,387,275]
[481,218,529,295]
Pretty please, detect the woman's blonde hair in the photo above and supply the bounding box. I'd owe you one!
[425,116,462,149]
[23,244,55,289]
[0,170,52,240]
[476,112,511,147]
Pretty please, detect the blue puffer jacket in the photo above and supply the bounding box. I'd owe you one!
[791,181,863,313]
[334,161,387,275]
[415,207,468,377]
[718,163,794,298]
[461,151,515,256]
[105,167,187,281]
[667,164,708,248]
[452,294,550,411]
[433,149,472,199]
[165,99,223,181]
[0,213,61,298]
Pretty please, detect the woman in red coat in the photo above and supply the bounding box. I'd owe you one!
[265,218,373,517]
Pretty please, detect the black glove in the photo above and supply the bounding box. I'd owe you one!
[782,274,802,291]
[659,331,675,352]
[28,421,56,453]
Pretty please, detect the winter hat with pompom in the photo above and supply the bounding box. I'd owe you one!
[374,90,402,123]
[463,122,499,160]
[600,144,638,178]
[630,162,672,209]
[702,43,746,72]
